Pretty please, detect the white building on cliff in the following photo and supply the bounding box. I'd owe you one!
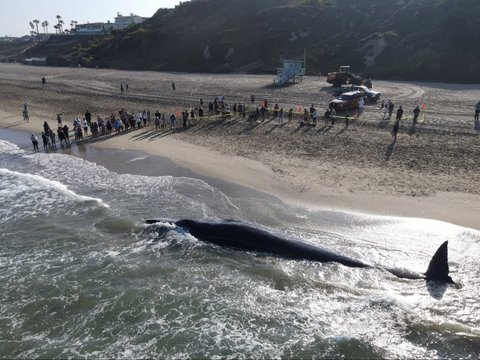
[75,13,148,35]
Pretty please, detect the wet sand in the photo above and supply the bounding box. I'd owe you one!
[1,63,479,230]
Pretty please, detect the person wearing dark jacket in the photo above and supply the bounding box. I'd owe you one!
[413,106,420,125]
[396,106,403,120]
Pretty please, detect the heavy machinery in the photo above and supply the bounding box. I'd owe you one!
[326,66,370,88]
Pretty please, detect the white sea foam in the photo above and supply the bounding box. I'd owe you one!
[0,139,23,155]
[0,168,109,208]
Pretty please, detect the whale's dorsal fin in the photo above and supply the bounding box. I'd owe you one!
[425,241,452,283]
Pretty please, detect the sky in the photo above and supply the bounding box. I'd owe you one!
[0,0,184,37]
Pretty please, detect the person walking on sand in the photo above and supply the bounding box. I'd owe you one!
[31,133,39,152]
[475,100,480,129]
[396,106,403,121]
[413,106,420,126]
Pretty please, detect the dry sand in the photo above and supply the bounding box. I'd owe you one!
[1,63,479,229]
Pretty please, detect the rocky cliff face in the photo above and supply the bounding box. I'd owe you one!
[31,0,480,82]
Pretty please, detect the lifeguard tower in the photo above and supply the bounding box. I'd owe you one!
[273,58,306,86]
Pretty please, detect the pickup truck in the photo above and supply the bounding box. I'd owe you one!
[332,85,380,103]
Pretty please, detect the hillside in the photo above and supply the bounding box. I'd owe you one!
[26,0,480,82]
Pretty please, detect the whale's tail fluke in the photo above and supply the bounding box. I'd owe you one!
[424,241,453,283]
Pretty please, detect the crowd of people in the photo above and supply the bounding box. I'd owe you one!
[27,91,480,152]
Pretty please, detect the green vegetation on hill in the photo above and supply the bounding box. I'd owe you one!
[23,0,480,83]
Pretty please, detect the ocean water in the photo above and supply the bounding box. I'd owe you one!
[0,136,479,359]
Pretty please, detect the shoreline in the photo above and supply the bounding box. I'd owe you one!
[93,131,480,231]
[3,124,479,231]
[1,63,479,231]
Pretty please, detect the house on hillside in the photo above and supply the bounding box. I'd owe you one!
[75,22,113,35]
[74,13,147,35]
[113,13,148,30]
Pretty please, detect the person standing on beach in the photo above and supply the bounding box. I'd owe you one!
[396,106,403,121]
[382,100,389,120]
[475,100,480,129]
[172,82,176,91]
[56,114,62,127]
[358,97,365,115]
[413,106,420,125]
[251,94,255,104]
[83,118,89,135]
[23,102,29,122]
[120,83,124,93]
[31,133,39,152]
[312,110,318,126]
[43,121,51,134]
[324,109,331,126]
[85,110,91,125]
[273,103,279,120]
[302,108,308,125]
[41,132,49,152]
[170,114,177,129]
[49,129,56,149]
[388,102,395,119]
[62,124,70,144]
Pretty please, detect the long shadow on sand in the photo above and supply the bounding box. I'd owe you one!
[378,116,392,130]
[316,125,333,134]
[290,125,303,135]
[335,128,347,137]
[239,121,261,135]
[2,120,25,129]
[385,141,396,161]
[265,125,278,134]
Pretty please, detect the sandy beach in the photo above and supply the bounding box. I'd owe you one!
[1,63,479,229]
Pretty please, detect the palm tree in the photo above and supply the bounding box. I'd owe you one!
[33,19,40,35]
[56,15,63,33]
[53,24,59,34]
[29,21,34,31]
[59,19,64,33]
[44,20,49,33]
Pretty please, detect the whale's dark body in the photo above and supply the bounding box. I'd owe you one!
[146,219,454,284]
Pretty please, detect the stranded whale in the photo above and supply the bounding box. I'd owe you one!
[145,218,455,284]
